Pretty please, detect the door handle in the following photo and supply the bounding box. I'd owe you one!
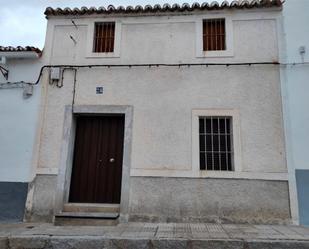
[109,158,115,163]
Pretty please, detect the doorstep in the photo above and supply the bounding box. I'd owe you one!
[62,203,120,213]
[54,212,119,226]
[1,222,309,249]
[54,203,120,226]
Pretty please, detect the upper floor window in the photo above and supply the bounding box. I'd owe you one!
[203,19,226,51]
[93,22,115,53]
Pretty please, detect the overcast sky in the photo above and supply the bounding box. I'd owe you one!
[0,0,225,48]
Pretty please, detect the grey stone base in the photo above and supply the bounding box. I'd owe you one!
[128,177,291,224]
[25,175,57,223]
[24,175,291,224]
[0,182,28,222]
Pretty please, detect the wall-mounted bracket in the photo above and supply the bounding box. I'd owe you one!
[0,66,9,80]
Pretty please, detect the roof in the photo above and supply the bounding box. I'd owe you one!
[0,46,41,54]
[0,46,42,59]
[44,0,283,17]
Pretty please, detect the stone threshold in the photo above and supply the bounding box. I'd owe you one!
[63,203,120,213]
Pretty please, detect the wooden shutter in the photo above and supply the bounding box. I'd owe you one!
[93,22,115,53]
[203,19,226,51]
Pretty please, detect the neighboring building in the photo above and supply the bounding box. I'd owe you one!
[0,46,42,222]
[25,0,291,224]
[280,0,309,226]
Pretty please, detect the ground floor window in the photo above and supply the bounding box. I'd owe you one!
[199,116,233,171]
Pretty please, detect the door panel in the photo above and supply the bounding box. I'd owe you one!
[69,115,125,204]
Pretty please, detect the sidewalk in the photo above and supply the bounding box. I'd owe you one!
[1,222,309,248]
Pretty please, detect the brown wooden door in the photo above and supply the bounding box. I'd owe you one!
[69,115,125,204]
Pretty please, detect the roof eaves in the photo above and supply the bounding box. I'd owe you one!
[0,46,42,54]
[44,0,283,17]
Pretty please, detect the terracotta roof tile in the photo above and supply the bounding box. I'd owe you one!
[0,46,42,54]
[44,0,283,16]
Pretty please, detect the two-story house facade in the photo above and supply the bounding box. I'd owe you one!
[25,0,291,224]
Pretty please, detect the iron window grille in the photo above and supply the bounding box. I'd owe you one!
[93,22,115,53]
[199,116,233,171]
[203,18,226,51]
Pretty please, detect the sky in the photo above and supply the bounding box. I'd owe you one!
[0,0,225,48]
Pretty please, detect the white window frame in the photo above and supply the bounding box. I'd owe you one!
[192,109,242,177]
[86,20,121,58]
[195,16,234,58]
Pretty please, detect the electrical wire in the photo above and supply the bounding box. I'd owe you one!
[0,61,308,88]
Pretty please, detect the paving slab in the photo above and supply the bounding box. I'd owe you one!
[0,223,37,237]
[290,226,309,237]
[272,225,306,240]
[1,222,309,249]
[205,223,229,238]
[190,224,210,239]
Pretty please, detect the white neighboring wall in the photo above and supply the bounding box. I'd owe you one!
[0,58,42,182]
[282,0,309,169]
[281,0,309,225]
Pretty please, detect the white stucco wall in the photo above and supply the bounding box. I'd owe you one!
[0,58,42,182]
[37,8,287,180]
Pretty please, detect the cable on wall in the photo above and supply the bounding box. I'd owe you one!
[0,61,309,89]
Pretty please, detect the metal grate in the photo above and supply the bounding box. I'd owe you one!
[203,19,226,51]
[93,22,115,53]
[199,117,233,171]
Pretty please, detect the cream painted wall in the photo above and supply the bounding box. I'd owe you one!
[76,66,285,174]
[37,8,286,178]
[45,10,280,64]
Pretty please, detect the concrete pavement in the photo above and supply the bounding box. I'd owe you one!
[1,222,309,248]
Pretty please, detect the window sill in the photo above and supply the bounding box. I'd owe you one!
[198,171,288,180]
[131,168,288,181]
[196,50,234,58]
[86,52,120,58]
